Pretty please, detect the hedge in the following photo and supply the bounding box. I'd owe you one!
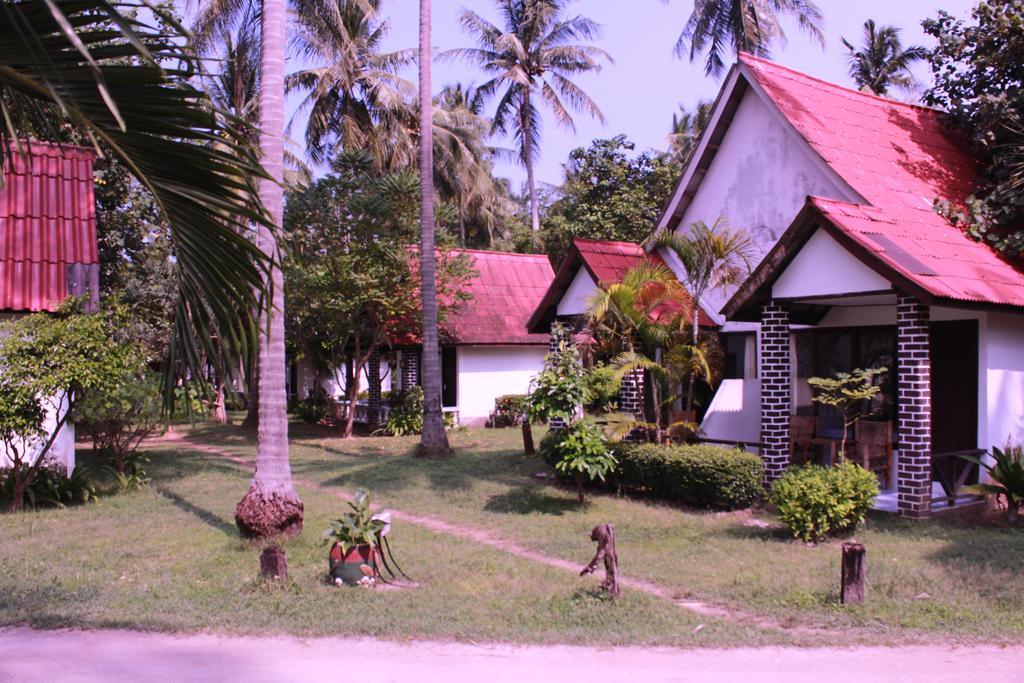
[611,442,763,510]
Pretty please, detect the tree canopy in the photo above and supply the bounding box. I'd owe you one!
[540,136,680,264]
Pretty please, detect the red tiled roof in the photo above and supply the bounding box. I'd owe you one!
[527,238,717,332]
[443,249,555,345]
[0,141,98,312]
[738,53,1024,308]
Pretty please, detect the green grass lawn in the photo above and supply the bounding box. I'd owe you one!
[2,419,1022,646]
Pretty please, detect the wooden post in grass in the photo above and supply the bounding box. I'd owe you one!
[522,417,535,455]
[841,542,866,604]
[260,545,288,582]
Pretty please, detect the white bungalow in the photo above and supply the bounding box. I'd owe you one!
[0,141,101,473]
[651,54,1024,517]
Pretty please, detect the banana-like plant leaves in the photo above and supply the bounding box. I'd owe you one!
[0,0,273,410]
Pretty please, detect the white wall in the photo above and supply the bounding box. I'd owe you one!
[670,89,846,326]
[773,229,891,300]
[557,268,597,317]
[0,393,75,473]
[984,311,1024,452]
[456,346,548,425]
[700,378,761,445]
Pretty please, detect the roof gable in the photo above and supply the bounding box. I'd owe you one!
[0,141,98,312]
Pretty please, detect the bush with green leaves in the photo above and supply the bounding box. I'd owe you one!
[323,489,386,554]
[528,331,588,425]
[110,450,151,493]
[771,463,880,543]
[611,442,763,510]
[492,394,530,427]
[380,387,453,436]
[540,418,616,503]
[584,363,620,413]
[78,368,163,478]
[294,387,331,425]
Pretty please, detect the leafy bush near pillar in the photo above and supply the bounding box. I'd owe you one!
[294,387,331,425]
[539,418,616,503]
[771,463,880,543]
[611,443,763,510]
[492,394,530,426]
[584,363,620,413]
[528,339,588,425]
[381,387,454,436]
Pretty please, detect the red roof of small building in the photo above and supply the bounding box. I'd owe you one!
[0,141,98,312]
[441,249,555,345]
[527,238,717,333]
[735,53,1024,309]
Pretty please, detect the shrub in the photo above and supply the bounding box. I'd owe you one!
[493,394,530,427]
[771,463,880,543]
[0,464,97,510]
[540,419,616,503]
[78,370,164,476]
[380,387,453,436]
[611,442,763,510]
[584,363,620,413]
[962,444,1024,524]
[294,387,331,425]
[528,331,587,425]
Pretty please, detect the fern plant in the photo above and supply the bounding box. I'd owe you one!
[962,445,1024,524]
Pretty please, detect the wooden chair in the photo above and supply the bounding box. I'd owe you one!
[854,420,893,488]
[789,415,818,465]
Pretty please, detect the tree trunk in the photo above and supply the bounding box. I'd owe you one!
[243,342,259,429]
[685,304,700,415]
[522,91,540,233]
[521,419,535,455]
[417,0,450,456]
[235,0,303,539]
[458,211,466,247]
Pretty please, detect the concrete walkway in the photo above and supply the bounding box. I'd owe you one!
[1,628,1021,683]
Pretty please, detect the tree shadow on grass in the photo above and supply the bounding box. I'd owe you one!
[483,486,581,516]
[155,487,238,538]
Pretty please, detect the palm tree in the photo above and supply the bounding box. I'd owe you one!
[842,20,927,97]
[586,264,697,439]
[448,0,611,232]
[667,100,714,163]
[417,0,449,456]
[233,0,304,538]
[1,0,273,408]
[652,218,755,414]
[287,0,416,167]
[674,0,825,78]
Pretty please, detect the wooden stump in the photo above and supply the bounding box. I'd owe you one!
[522,419,535,455]
[260,545,288,582]
[840,542,866,604]
[580,524,620,598]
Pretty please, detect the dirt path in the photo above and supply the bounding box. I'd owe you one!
[1,627,1021,683]
[160,431,808,632]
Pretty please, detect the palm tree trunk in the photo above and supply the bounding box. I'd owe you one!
[685,303,699,415]
[235,0,303,538]
[521,91,540,233]
[418,0,450,456]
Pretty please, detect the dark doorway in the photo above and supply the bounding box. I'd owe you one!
[929,320,978,454]
[441,347,457,408]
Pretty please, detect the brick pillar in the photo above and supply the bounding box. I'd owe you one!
[401,350,420,390]
[548,323,573,430]
[760,301,791,484]
[897,293,932,518]
[620,368,646,442]
[367,350,381,428]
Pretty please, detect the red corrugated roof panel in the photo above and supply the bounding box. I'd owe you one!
[438,249,555,345]
[739,54,1024,308]
[0,141,98,312]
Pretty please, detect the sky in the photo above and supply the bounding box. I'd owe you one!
[270,0,979,191]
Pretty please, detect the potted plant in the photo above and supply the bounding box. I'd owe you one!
[324,490,386,586]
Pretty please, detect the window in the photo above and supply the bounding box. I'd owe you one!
[723,333,756,379]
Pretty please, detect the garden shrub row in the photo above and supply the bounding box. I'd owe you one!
[611,442,763,510]
[540,432,763,510]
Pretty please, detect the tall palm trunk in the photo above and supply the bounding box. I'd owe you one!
[521,90,540,232]
[418,0,450,455]
[685,300,700,416]
[235,0,303,538]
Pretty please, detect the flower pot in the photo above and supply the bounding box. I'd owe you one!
[328,542,378,586]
